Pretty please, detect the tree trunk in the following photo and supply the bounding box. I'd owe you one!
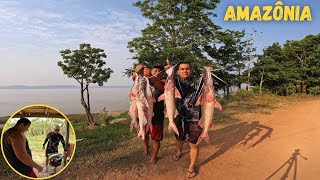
[302,81,307,95]
[259,74,264,96]
[80,83,95,127]
[86,84,95,126]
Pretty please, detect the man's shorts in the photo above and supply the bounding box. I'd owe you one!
[146,123,164,141]
[26,170,37,178]
[174,119,202,144]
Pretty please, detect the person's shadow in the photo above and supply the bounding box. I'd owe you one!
[199,121,273,167]
[266,149,308,180]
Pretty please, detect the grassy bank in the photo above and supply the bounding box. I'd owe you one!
[0,94,319,179]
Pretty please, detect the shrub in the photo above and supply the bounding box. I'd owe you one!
[308,86,320,96]
[229,89,255,101]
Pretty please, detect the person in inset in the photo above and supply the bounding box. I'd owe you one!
[132,61,169,164]
[43,125,67,171]
[171,62,208,178]
[2,118,43,178]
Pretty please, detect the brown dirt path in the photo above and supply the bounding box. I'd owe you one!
[102,97,320,180]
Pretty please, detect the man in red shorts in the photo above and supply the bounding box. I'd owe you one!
[132,62,167,164]
[2,118,43,178]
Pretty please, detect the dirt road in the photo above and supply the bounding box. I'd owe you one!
[102,97,320,180]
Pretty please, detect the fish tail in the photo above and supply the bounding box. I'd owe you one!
[169,123,179,136]
[196,133,210,146]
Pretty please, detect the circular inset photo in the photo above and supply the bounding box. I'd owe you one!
[1,104,76,179]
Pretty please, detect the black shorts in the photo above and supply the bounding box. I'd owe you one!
[174,119,202,144]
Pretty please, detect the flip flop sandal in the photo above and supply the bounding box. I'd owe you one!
[187,170,197,178]
[172,154,182,161]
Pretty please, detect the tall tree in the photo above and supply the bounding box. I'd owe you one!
[58,43,113,127]
[126,0,221,77]
[284,34,320,94]
[205,29,251,96]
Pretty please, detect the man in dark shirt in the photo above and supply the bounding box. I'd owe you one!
[132,63,167,164]
[43,125,66,171]
[172,62,206,178]
[2,118,43,178]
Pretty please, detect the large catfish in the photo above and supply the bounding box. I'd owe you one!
[195,67,222,146]
[136,75,152,139]
[145,79,154,133]
[158,67,180,136]
[128,74,139,132]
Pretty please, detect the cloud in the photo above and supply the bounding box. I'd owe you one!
[0,1,148,85]
[0,2,148,50]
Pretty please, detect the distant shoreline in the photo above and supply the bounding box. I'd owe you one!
[0,85,131,89]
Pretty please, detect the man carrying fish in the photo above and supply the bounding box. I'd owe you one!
[168,62,220,178]
[132,62,168,164]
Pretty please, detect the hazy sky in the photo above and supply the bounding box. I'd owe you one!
[0,0,319,86]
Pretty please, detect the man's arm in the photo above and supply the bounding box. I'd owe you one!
[59,135,67,152]
[149,77,165,92]
[10,133,43,172]
[43,133,50,149]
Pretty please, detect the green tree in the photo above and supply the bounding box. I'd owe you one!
[284,34,320,94]
[205,29,251,96]
[250,42,316,96]
[126,0,221,76]
[58,43,113,127]
[250,56,279,96]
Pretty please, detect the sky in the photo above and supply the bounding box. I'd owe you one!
[0,0,319,86]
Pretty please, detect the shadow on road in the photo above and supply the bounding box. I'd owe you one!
[266,149,308,180]
[199,121,273,167]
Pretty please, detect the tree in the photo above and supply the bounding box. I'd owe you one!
[126,0,221,77]
[250,56,279,96]
[58,43,113,127]
[205,29,251,96]
[284,34,320,94]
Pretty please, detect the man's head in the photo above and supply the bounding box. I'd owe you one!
[53,126,60,134]
[177,62,192,80]
[151,64,164,79]
[15,118,31,133]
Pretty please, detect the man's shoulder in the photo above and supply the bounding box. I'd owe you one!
[8,131,24,142]
[47,132,54,136]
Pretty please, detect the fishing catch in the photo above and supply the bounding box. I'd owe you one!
[158,66,180,136]
[195,66,222,145]
[128,74,154,139]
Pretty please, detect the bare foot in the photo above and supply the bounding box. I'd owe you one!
[149,157,157,164]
